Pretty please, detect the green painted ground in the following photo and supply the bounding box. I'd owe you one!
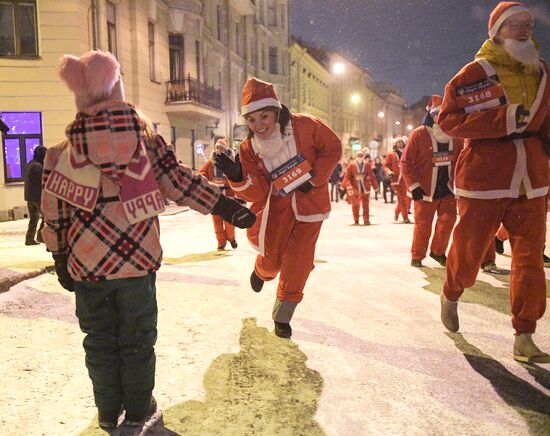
[80,318,325,435]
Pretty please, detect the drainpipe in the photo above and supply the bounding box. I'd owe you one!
[225,0,232,141]
[91,0,98,49]
[191,128,196,170]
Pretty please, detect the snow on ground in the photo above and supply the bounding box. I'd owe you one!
[0,198,549,435]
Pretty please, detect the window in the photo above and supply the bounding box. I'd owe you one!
[0,0,38,57]
[267,0,277,26]
[280,3,286,28]
[195,40,200,80]
[169,33,185,81]
[216,5,222,41]
[106,1,117,58]
[235,21,240,55]
[1,112,42,183]
[269,47,277,74]
[148,21,155,81]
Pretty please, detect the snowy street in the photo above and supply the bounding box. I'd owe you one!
[1,198,549,435]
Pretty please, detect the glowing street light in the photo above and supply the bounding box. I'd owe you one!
[332,62,345,75]
[407,124,414,131]
[350,93,361,104]
[377,111,385,118]
[395,121,401,125]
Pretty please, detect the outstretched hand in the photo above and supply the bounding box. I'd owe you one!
[215,152,243,182]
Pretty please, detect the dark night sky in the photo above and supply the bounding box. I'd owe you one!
[290,0,550,105]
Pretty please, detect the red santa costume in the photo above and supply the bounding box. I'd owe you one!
[384,138,410,223]
[401,96,463,266]
[439,2,550,362]
[199,138,237,250]
[223,78,341,338]
[342,151,379,225]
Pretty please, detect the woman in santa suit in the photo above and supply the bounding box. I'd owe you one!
[342,150,378,225]
[215,77,342,338]
[384,137,411,223]
[199,138,238,250]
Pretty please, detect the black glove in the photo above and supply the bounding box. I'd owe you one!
[52,253,74,292]
[516,105,530,129]
[215,152,243,182]
[212,195,256,228]
[411,187,425,201]
[296,180,314,193]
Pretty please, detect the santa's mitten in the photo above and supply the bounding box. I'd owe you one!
[52,253,75,292]
[411,187,425,201]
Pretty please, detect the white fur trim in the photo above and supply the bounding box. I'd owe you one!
[408,182,421,192]
[230,175,253,192]
[242,98,281,116]
[489,6,532,39]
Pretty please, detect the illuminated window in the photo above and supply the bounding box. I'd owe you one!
[106,1,117,58]
[148,21,155,81]
[1,112,42,183]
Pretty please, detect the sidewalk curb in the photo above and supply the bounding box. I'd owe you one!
[0,266,52,293]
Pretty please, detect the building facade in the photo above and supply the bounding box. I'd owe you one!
[0,0,289,217]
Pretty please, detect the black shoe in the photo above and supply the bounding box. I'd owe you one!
[250,271,264,292]
[429,252,447,267]
[229,240,238,249]
[274,321,292,338]
[495,237,504,255]
[217,243,226,251]
[125,396,157,426]
[544,253,550,264]
[25,240,40,246]
[98,406,123,429]
[410,259,423,268]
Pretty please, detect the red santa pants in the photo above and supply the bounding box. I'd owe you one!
[393,184,409,221]
[411,196,456,260]
[351,192,371,223]
[444,196,547,334]
[254,196,323,304]
[212,215,235,247]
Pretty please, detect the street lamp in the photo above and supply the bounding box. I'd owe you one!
[377,111,385,118]
[350,93,361,104]
[332,62,345,75]
[395,121,401,125]
[407,124,413,132]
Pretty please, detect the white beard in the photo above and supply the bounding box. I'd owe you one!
[503,39,540,67]
[432,124,451,143]
[254,123,286,159]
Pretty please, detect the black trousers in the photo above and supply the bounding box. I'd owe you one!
[25,201,44,243]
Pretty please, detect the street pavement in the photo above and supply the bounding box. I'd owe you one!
[0,197,549,435]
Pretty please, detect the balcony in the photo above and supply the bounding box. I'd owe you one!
[165,76,222,117]
[231,0,255,15]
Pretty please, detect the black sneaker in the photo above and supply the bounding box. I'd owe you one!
[410,259,423,268]
[429,252,447,267]
[217,243,226,251]
[495,237,504,255]
[25,240,40,246]
[98,406,123,429]
[229,240,238,249]
[250,271,264,292]
[543,253,550,264]
[274,321,292,338]
[124,396,157,426]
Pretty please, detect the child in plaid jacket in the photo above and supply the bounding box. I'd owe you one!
[41,51,255,429]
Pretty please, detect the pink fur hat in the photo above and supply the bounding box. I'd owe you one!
[58,50,125,111]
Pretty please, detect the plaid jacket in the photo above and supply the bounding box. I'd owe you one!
[42,101,220,281]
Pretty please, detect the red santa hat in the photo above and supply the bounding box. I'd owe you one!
[426,95,443,118]
[58,50,124,111]
[488,2,533,40]
[215,137,228,150]
[241,77,282,116]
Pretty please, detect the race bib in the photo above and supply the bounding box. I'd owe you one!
[269,154,315,196]
[432,151,454,167]
[455,75,506,114]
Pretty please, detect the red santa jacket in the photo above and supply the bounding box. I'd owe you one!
[228,114,341,254]
[401,126,464,201]
[342,160,378,194]
[383,151,406,190]
[199,158,235,197]
[439,58,550,199]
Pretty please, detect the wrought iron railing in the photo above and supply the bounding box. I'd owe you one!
[166,75,222,110]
